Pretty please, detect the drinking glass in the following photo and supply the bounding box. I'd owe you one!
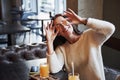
[68,73,80,80]
[40,63,49,78]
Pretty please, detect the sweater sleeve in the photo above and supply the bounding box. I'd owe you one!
[86,18,115,45]
[47,47,64,73]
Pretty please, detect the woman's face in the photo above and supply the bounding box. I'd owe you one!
[54,16,73,37]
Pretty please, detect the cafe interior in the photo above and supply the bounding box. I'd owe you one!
[0,0,120,80]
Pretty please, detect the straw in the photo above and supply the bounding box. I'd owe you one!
[71,61,74,76]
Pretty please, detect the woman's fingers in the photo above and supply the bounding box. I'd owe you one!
[64,8,77,18]
[65,17,72,22]
[49,20,53,28]
[45,21,52,30]
[46,20,54,30]
[68,8,75,14]
[64,11,71,15]
[46,22,49,30]
[45,21,56,34]
[63,8,75,15]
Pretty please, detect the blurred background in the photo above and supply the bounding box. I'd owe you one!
[0,0,120,70]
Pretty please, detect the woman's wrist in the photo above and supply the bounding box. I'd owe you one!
[81,18,88,25]
[46,51,55,56]
[47,41,54,55]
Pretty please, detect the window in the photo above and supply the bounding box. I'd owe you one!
[22,0,66,18]
[21,0,66,38]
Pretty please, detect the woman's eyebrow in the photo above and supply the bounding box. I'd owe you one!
[55,24,61,26]
[55,24,63,28]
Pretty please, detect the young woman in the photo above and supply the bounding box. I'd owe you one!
[45,8,115,80]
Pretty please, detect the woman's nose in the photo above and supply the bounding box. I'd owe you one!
[62,20,68,26]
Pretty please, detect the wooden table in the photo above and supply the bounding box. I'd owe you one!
[0,24,30,46]
[29,71,68,80]
[26,58,68,80]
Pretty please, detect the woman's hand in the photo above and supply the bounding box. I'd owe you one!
[63,8,87,25]
[45,21,59,43]
[45,21,59,54]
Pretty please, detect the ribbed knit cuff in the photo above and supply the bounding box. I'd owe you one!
[84,18,89,25]
[46,51,55,56]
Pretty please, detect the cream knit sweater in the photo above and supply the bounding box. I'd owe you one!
[47,18,115,80]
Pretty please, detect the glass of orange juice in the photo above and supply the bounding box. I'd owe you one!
[68,73,80,80]
[40,63,49,78]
